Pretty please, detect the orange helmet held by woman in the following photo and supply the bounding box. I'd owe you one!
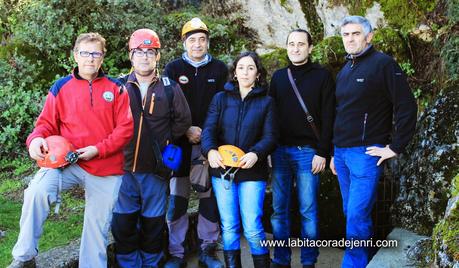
[217,145,245,189]
[218,145,245,167]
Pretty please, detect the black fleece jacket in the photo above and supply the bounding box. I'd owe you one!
[269,61,335,157]
[164,57,228,176]
[334,46,417,154]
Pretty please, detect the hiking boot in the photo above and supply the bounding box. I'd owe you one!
[7,259,36,268]
[164,256,186,268]
[223,250,241,268]
[199,244,224,268]
[252,253,270,268]
[270,261,291,268]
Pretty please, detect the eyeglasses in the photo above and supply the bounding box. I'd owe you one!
[79,51,104,58]
[132,49,157,58]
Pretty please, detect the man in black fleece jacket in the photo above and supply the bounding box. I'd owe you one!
[269,29,335,268]
[163,18,227,268]
[331,16,417,268]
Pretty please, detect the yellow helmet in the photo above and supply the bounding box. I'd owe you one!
[181,18,209,40]
[218,145,245,168]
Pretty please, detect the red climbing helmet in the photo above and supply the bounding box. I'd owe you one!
[128,29,161,50]
[36,135,79,169]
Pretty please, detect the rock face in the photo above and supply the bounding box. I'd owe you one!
[432,174,459,267]
[367,228,429,268]
[392,85,459,234]
[392,85,459,266]
[204,0,388,49]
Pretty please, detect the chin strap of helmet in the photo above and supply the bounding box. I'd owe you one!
[55,152,78,214]
[219,167,240,190]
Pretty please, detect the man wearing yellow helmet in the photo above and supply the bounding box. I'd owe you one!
[163,17,227,268]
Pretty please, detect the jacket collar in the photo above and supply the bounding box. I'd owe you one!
[224,82,267,98]
[72,67,105,81]
[345,44,374,61]
[126,71,159,86]
[182,52,213,68]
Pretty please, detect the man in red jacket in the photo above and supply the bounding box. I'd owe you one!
[8,32,133,268]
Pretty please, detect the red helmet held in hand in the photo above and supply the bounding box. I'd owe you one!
[36,135,79,169]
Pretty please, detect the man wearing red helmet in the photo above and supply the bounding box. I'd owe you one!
[9,33,133,268]
[164,18,227,268]
[111,29,191,268]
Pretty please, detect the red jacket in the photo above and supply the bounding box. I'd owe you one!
[27,69,134,176]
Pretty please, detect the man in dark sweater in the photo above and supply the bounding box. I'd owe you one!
[269,29,335,268]
[163,18,227,268]
[331,16,417,268]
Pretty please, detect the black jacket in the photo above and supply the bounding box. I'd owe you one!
[201,82,278,182]
[334,46,417,154]
[164,57,228,128]
[164,57,228,176]
[122,72,191,173]
[269,62,335,157]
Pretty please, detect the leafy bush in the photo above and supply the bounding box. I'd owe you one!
[311,36,346,75]
[0,54,47,158]
[372,27,408,62]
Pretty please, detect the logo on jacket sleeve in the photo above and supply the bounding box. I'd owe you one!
[179,75,189,84]
[102,91,114,102]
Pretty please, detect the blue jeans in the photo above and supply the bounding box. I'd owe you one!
[212,177,268,255]
[270,145,319,266]
[334,145,383,268]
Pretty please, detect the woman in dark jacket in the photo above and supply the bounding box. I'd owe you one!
[201,51,278,268]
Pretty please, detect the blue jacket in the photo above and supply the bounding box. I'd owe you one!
[201,82,278,182]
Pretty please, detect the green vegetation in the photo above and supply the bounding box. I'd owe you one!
[372,27,408,61]
[311,36,346,75]
[329,0,437,33]
[299,1,324,41]
[260,48,288,81]
[432,173,459,264]
[0,0,255,162]
[0,165,85,267]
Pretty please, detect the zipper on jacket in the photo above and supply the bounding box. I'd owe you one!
[235,99,245,146]
[195,67,198,76]
[89,81,94,107]
[132,88,148,172]
[351,58,355,68]
[362,113,368,141]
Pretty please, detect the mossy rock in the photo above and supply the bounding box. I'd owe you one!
[432,173,459,267]
[311,36,346,75]
[441,34,459,81]
[329,0,437,34]
[393,84,459,235]
[447,0,459,23]
[260,48,289,80]
[372,27,409,63]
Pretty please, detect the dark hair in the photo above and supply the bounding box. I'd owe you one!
[229,51,267,89]
[286,29,313,46]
